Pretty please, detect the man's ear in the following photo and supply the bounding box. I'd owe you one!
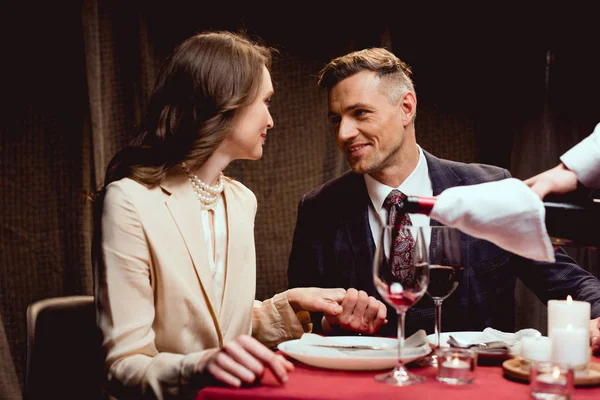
[400,91,416,126]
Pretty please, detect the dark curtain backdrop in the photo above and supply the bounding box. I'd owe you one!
[2,2,599,397]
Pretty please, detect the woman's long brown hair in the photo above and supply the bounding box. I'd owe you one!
[101,30,272,190]
[91,32,273,269]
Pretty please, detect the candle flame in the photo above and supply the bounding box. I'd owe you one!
[567,295,573,303]
[552,367,561,379]
[452,357,460,366]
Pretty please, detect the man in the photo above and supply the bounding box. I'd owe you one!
[287,48,600,339]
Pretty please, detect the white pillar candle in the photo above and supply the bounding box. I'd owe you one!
[551,325,588,367]
[547,295,590,367]
[521,336,552,362]
[547,296,590,339]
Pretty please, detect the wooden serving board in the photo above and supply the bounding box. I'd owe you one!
[502,357,600,386]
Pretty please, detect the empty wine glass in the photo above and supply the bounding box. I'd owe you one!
[373,225,429,386]
[422,225,463,367]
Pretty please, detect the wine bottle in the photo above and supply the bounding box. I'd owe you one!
[401,194,600,248]
[542,194,600,248]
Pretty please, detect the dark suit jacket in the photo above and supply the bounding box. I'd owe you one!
[288,151,600,337]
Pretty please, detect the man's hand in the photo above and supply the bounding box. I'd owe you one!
[524,163,578,199]
[323,288,387,335]
[591,317,600,355]
[203,335,294,387]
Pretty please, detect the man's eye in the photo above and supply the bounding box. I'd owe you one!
[354,109,367,117]
[329,116,341,125]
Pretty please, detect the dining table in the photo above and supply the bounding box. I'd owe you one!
[196,354,600,400]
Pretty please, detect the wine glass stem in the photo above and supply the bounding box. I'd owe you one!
[396,310,407,371]
[434,299,443,349]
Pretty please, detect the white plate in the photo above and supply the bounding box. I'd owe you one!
[277,336,431,371]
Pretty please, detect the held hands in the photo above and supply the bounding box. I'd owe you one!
[204,335,294,387]
[323,288,388,335]
[286,287,346,315]
[524,163,579,199]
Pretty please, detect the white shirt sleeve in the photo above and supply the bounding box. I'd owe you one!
[560,123,600,189]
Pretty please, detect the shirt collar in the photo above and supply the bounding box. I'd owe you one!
[364,146,430,213]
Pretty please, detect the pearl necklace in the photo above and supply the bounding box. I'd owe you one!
[181,162,224,209]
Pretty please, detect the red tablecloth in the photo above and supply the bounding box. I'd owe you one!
[197,356,600,400]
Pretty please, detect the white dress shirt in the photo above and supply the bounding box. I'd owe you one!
[365,146,433,249]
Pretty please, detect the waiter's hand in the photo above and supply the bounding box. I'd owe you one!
[524,163,578,199]
[323,288,387,335]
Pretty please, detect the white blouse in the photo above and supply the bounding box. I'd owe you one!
[200,195,226,315]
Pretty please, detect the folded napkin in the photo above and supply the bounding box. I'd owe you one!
[299,329,428,349]
[451,328,541,355]
[481,327,541,346]
[430,178,555,262]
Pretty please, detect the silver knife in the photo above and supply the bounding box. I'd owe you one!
[306,343,390,350]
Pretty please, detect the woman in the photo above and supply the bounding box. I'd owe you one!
[93,31,346,399]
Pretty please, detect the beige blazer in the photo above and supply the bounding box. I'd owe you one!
[95,171,306,399]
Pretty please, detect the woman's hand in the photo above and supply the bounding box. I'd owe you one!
[203,335,294,387]
[524,163,578,199]
[286,287,346,315]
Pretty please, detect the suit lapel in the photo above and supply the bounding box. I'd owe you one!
[423,150,463,196]
[160,172,222,339]
[425,150,461,229]
[342,174,377,291]
[218,183,247,334]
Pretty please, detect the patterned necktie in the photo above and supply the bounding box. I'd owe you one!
[383,189,414,282]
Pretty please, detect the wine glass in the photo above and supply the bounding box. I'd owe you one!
[423,225,463,367]
[373,225,429,386]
